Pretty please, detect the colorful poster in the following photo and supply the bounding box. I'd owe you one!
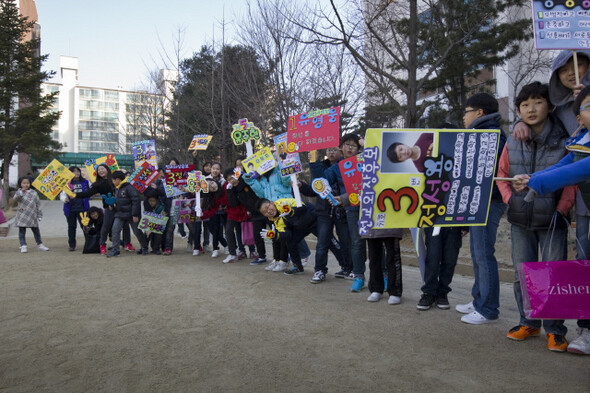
[231,118,262,146]
[84,154,119,183]
[243,147,277,176]
[188,134,213,151]
[186,171,209,193]
[132,139,158,169]
[287,107,340,153]
[128,162,159,193]
[358,128,500,233]
[32,159,76,200]
[164,184,184,198]
[165,164,194,186]
[173,199,196,224]
[338,153,364,206]
[274,132,302,177]
[532,1,590,50]
[138,211,169,234]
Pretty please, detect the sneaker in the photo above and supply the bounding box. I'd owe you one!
[301,256,310,267]
[310,271,326,283]
[265,260,278,271]
[350,278,365,292]
[417,293,436,311]
[506,325,541,341]
[455,301,475,314]
[334,269,351,279]
[136,248,149,255]
[461,310,497,325]
[436,293,450,310]
[69,247,76,252]
[237,251,247,260]
[124,243,135,252]
[388,295,401,305]
[100,245,107,255]
[272,261,289,272]
[37,244,49,251]
[345,272,355,280]
[250,251,259,259]
[567,328,590,355]
[367,292,382,302]
[192,249,200,256]
[211,250,219,258]
[20,245,27,253]
[106,250,120,258]
[284,266,304,275]
[250,257,267,266]
[547,334,568,352]
[163,249,172,256]
[223,255,238,263]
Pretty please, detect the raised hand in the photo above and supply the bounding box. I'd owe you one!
[260,224,276,239]
[102,193,116,206]
[80,212,90,226]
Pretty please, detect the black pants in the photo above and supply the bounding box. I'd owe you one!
[284,227,317,269]
[252,217,267,259]
[421,227,462,296]
[209,214,227,250]
[368,237,402,297]
[66,210,84,249]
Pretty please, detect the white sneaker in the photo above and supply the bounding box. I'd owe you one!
[192,249,200,256]
[37,244,49,251]
[272,261,288,272]
[388,295,401,305]
[223,255,237,263]
[461,310,498,325]
[211,250,219,258]
[367,292,382,302]
[20,245,27,253]
[455,301,475,314]
[265,260,278,271]
[223,247,230,255]
[568,328,590,355]
[301,256,310,267]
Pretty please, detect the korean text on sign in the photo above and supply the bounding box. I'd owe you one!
[287,107,340,153]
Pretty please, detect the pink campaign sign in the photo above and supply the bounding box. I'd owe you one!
[287,107,340,153]
[518,259,590,320]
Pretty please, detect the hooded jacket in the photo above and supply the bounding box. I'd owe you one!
[113,182,141,220]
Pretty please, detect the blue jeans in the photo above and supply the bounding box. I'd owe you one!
[469,201,506,320]
[575,214,590,329]
[421,227,462,296]
[346,207,366,279]
[511,224,567,335]
[19,227,42,246]
[314,215,351,273]
[298,239,311,260]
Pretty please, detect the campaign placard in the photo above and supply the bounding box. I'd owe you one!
[186,171,209,193]
[132,139,158,169]
[358,128,499,233]
[338,153,364,206]
[287,107,340,153]
[173,199,196,224]
[32,159,75,200]
[128,162,159,193]
[243,147,277,176]
[84,154,119,183]
[274,132,302,177]
[164,184,184,198]
[138,211,169,234]
[165,164,194,187]
[188,134,213,151]
[532,1,590,50]
[231,118,262,146]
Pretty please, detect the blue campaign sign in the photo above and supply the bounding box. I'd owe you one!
[532,0,590,50]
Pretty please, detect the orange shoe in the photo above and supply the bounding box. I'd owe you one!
[506,325,541,341]
[547,334,568,352]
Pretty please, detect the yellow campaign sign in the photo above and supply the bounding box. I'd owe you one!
[188,134,213,151]
[358,128,500,232]
[84,154,119,183]
[32,159,75,200]
[242,147,277,176]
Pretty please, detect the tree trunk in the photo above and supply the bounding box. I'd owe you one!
[1,151,13,209]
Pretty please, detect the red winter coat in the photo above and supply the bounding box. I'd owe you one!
[224,183,249,222]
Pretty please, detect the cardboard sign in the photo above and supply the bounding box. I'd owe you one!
[188,134,213,151]
[84,154,119,183]
[312,177,340,206]
[132,139,158,169]
[274,132,302,177]
[173,199,196,224]
[164,184,184,198]
[165,164,194,186]
[186,171,209,193]
[287,107,340,153]
[532,1,590,50]
[128,162,159,193]
[32,159,75,200]
[243,147,277,176]
[231,118,262,146]
[358,129,499,233]
[138,211,169,234]
[339,153,364,206]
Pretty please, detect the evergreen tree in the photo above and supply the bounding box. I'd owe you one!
[0,0,60,207]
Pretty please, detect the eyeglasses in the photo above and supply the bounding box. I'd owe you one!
[463,108,479,116]
[327,148,340,152]
[580,103,590,112]
[343,143,358,149]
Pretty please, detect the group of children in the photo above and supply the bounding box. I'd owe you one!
[11,49,590,357]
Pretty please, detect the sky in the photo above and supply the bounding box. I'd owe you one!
[35,0,245,90]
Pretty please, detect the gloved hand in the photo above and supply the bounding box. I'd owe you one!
[102,193,116,206]
[278,202,292,218]
[195,207,203,217]
[80,212,90,226]
[260,224,276,239]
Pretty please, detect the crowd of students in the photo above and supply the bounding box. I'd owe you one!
[11,50,590,356]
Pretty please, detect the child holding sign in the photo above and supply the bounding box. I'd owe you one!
[14,176,49,253]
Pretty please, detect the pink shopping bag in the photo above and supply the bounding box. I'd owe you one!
[241,221,255,246]
[518,259,590,319]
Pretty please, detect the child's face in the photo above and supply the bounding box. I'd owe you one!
[259,201,277,219]
[112,178,122,187]
[577,95,590,128]
[203,163,211,173]
[90,211,99,220]
[340,140,359,159]
[235,159,243,171]
[558,57,589,90]
[148,198,158,208]
[207,180,218,192]
[228,175,239,187]
[72,168,81,179]
[463,107,483,128]
[210,164,221,177]
[517,96,550,130]
[20,178,30,190]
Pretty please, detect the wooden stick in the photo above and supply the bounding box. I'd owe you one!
[574,50,581,86]
[493,177,518,182]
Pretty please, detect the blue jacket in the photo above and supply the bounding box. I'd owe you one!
[309,157,357,211]
[63,179,90,216]
[243,165,292,201]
